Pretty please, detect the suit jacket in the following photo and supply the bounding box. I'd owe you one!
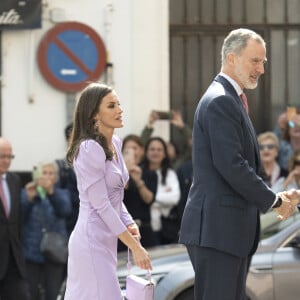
[0,172,27,279]
[179,75,275,258]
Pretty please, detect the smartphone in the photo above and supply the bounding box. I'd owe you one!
[155,110,172,120]
[123,148,135,166]
[32,165,47,199]
[32,165,41,181]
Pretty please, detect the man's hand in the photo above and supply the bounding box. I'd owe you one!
[282,189,300,205]
[274,190,299,220]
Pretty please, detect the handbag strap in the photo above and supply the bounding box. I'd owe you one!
[127,248,152,281]
[38,201,49,233]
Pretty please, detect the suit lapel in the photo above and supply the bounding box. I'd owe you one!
[242,111,261,170]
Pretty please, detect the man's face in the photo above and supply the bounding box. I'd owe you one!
[0,141,13,175]
[232,39,267,90]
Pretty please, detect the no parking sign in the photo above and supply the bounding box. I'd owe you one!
[37,21,106,92]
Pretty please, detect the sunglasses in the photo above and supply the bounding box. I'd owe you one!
[259,144,277,151]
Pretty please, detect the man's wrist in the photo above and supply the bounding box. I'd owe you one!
[273,195,282,208]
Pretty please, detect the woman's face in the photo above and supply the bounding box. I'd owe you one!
[123,140,144,164]
[95,91,123,130]
[41,164,57,185]
[259,138,278,164]
[146,140,166,167]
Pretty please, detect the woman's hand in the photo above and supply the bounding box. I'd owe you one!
[118,229,152,270]
[131,244,152,271]
[284,168,300,188]
[130,165,142,182]
[37,176,54,195]
[127,223,141,240]
[147,110,159,128]
[25,181,37,202]
[170,110,184,129]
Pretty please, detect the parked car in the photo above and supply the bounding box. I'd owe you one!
[117,212,300,300]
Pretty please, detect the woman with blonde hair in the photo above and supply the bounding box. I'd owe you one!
[21,161,71,300]
[257,131,288,188]
[272,149,300,193]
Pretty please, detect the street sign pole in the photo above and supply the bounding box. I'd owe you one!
[66,93,76,125]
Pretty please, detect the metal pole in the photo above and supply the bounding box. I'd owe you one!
[66,93,76,125]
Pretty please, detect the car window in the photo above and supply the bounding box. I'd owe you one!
[260,211,300,240]
[285,230,300,248]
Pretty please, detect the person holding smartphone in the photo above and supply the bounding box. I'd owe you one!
[140,109,192,169]
[119,134,158,250]
[21,161,71,300]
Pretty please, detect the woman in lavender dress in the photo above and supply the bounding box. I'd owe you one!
[64,83,152,300]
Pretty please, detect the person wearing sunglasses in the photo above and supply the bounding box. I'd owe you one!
[273,149,300,193]
[257,131,288,188]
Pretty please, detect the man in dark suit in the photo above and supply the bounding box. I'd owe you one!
[179,28,297,300]
[0,137,30,299]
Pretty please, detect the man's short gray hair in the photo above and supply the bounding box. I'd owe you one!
[221,28,265,66]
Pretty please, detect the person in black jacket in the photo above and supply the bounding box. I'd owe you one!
[56,123,80,236]
[0,137,30,300]
[118,134,158,251]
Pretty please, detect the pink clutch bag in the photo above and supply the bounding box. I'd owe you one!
[125,248,154,300]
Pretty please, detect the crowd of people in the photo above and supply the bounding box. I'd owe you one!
[1,95,299,299]
[259,109,300,196]
[0,83,193,299]
[1,31,300,298]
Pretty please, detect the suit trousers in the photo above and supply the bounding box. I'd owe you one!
[0,249,30,300]
[186,245,248,300]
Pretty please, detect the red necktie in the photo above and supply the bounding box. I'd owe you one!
[0,177,9,217]
[240,92,249,114]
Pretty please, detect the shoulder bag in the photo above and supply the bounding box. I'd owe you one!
[39,204,68,264]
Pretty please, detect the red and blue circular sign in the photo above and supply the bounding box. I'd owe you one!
[37,21,106,92]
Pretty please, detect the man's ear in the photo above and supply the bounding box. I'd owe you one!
[227,53,235,65]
